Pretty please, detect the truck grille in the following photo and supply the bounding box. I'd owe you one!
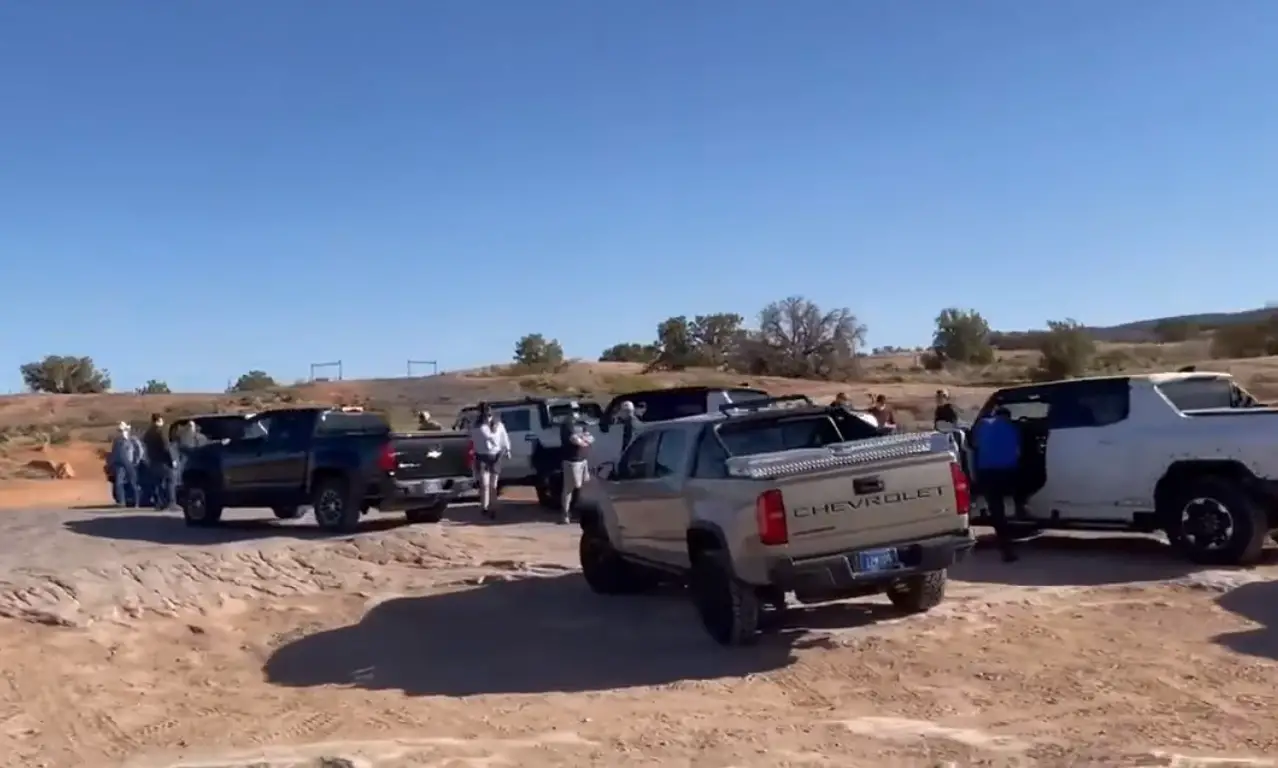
[726,432,953,481]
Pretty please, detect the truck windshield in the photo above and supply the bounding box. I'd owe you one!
[716,415,844,456]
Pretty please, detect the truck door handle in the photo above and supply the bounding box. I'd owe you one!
[853,477,885,495]
[524,434,537,441]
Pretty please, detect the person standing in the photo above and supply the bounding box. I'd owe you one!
[142,413,178,511]
[617,400,640,451]
[417,410,444,431]
[869,394,897,432]
[468,404,511,519]
[559,414,594,524]
[970,406,1021,563]
[109,422,140,507]
[933,389,960,428]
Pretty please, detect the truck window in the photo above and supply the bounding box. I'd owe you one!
[616,431,660,480]
[654,430,689,478]
[715,416,843,457]
[1157,377,1247,411]
[316,411,390,435]
[497,408,532,433]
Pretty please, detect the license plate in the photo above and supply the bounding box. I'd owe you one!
[412,480,442,495]
[856,548,899,573]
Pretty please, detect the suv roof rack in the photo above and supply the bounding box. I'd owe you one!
[718,394,814,415]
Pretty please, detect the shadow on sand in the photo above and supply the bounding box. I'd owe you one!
[63,511,413,545]
[262,572,871,696]
[1214,579,1278,663]
[952,531,1278,588]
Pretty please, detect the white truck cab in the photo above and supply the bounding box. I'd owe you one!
[965,371,1278,565]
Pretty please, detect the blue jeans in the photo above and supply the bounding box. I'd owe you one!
[153,464,178,510]
[112,463,139,507]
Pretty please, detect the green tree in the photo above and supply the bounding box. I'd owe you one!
[136,379,171,395]
[19,355,111,394]
[689,313,745,368]
[747,296,867,380]
[1033,319,1095,381]
[648,315,701,370]
[228,370,278,392]
[599,342,660,363]
[513,333,565,371]
[931,308,995,365]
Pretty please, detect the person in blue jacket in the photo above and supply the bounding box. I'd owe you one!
[108,422,141,507]
[971,406,1022,563]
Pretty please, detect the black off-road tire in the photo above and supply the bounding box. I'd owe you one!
[579,528,651,595]
[273,506,303,520]
[311,476,360,533]
[405,501,447,525]
[182,482,224,528]
[886,570,948,614]
[1167,476,1267,566]
[691,552,761,647]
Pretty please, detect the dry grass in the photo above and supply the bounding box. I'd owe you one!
[3,339,1277,480]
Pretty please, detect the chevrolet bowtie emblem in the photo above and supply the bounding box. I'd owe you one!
[426,449,442,459]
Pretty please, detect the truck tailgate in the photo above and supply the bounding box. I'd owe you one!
[391,432,471,481]
[728,432,964,559]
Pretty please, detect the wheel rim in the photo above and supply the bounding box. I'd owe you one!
[1180,496,1234,551]
[187,490,206,520]
[315,489,343,525]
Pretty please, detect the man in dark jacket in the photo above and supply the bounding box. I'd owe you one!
[142,413,178,511]
[933,389,960,428]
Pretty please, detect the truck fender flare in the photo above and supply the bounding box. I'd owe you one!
[1154,459,1257,519]
[686,522,731,570]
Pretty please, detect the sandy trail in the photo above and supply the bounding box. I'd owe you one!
[0,491,1274,767]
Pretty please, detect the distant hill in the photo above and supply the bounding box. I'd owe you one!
[1082,307,1278,343]
[991,306,1278,345]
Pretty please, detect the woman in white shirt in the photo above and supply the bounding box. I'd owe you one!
[469,403,511,519]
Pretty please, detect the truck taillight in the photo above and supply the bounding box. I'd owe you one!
[755,489,788,546]
[465,441,475,470]
[950,461,970,515]
[377,443,397,472]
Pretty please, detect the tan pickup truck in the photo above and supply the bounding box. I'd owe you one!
[577,397,974,646]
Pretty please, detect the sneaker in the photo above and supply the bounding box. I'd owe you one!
[560,514,572,525]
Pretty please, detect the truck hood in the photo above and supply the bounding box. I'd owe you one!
[726,432,954,481]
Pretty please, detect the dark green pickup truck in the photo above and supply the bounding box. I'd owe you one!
[179,406,474,532]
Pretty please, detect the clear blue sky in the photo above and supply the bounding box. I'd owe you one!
[3,1,1277,393]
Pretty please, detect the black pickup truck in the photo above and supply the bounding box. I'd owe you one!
[178,407,474,532]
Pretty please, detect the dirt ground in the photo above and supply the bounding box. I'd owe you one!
[0,484,1269,768]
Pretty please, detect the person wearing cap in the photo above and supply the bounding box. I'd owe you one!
[970,405,1021,562]
[468,403,511,519]
[109,422,141,507]
[558,413,594,524]
[933,389,960,429]
[416,410,444,431]
[617,400,641,451]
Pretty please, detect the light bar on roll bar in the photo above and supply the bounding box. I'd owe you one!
[725,431,954,480]
[718,394,814,415]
